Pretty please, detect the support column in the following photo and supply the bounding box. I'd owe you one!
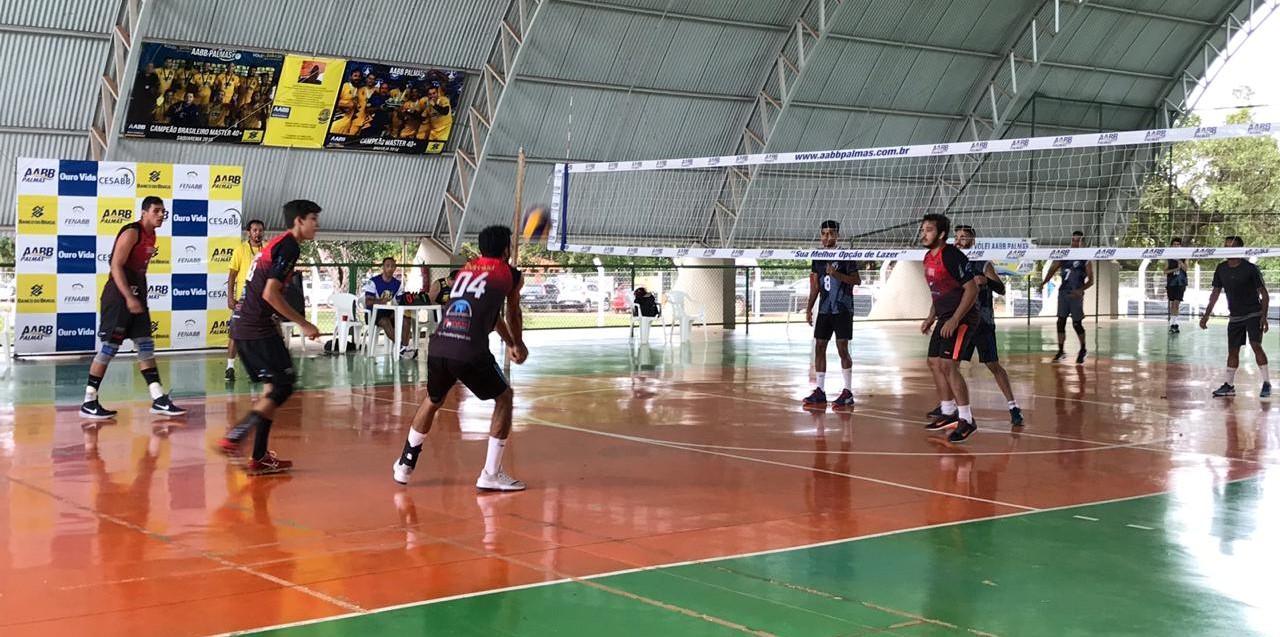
[672,259,728,325]
[866,261,932,320]
[1086,260,1120,318]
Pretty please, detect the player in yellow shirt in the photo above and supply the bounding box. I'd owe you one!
[425,82,452,142]
[331,69,363,135]
[225,218,266,382]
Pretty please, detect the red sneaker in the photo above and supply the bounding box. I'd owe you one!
[216,437,241,457]
[246,451,293,476]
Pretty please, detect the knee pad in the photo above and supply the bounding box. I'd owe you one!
[135,337,156,362]
[1073,320,1085,335]
[93,339,121,366]
[1056,317,1068,332]
[266,371,296,405]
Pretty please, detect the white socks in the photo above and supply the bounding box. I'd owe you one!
[84,387,97,402]
[958,404,973,422]
[1224,368,1237,385]
[842,367,852,391]
[484,436,506,475]
[148,382,164,400]
[941,400,957,415]
[815,372,826,391]
[1262,365,1271,384]
[407,428,427,448]
[1007,400,1019,410]
[226,358,235,369]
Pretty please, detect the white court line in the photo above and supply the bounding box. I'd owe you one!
[210,480,1259,637]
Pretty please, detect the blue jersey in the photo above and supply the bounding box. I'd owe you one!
[362,275,403,303]
[810,259,859,314]
[1057,260,1088,296]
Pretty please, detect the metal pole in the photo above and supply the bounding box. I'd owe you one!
[511,147,526,265]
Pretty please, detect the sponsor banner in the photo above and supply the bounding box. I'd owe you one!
[263,55,345,148]
[14,158,243,355]
[123,43,283,144]
[564,121,1280,174]
[171,311,207,349]
[324,60,464,154]
[552,245,1280,262]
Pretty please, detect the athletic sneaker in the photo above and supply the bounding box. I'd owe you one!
[803,388,827,405]
[948,419,978,443]
[1052,351,1067,363]
[246,452,293,476]
[216,437,242,457]
[400,347,418,360]
[1076,349,1088,365]
[1169,324,1180,334]
[150,395,187,416]
[833,389,855,408]
[1262,382,1272,398]
[225,367,235,382]
[1212,383,1236,397]
[80,400,117,420]
[1010,407,1024,427]
[925,412,960,431]
[393,459,414,485]
[477,470,526,492]
[926,404,943,419]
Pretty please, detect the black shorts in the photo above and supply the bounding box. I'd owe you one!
[1166,286,1186,302]
[973,322,999,364]
[374,309,393,325]
[928,319,977,361]
[813,312,853,341]
[1227,318,1264,349]
[1057,295,1084,321]
[98,297,152,342]
[237,335,296,385]
[427,354,509,402]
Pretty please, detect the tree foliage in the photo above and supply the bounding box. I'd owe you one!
[1123,104,1280,262]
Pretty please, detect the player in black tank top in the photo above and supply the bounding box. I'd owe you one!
[80,196,186,420]
[1037,230,1094,364]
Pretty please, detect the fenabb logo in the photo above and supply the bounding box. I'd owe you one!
[66,205,91,227]
[176,318,202,339]
[177,245,203,265]
[62,281,90,304]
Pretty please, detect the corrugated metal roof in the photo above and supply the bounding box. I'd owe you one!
[0,34,106,131]
[523,2,781,97]
[1,0,117,34]
[832,0,1030,52]
[0,133,90,227]
[113,139,451,235]
[574,0,799,27]
[147,0,507,71]
[489,82,747,160]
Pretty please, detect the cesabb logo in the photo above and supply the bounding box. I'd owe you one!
[99,166,135,187]
[101,208,132,222]
[209,208,242,226]
[20,246,53,263]
[209,287,228,300]
[1048,249,1069,259]
[19,324,53,342]
[22,167,55,183]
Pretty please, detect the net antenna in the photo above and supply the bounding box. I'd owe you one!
[548,122,1280,262]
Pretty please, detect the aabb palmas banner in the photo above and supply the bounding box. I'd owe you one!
[13,158,243,355]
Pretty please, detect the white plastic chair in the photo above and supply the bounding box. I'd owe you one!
[328,292,366,354]
[627,291,661,343]
[664,290,706,342]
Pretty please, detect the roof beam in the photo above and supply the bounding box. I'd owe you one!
[553,0,787,32]
[92,0,149,161]
[0,23,109,40]
[520,74,753,102]
[1087,2,1217,26]
[1157,0,1280,122]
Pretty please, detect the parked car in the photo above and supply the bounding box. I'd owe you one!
[520,284,560,310]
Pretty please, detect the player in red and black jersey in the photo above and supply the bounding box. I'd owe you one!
[393,225,530,491]
[217,200,321,475]
[81,196,186,420]
[918,213,979,442]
